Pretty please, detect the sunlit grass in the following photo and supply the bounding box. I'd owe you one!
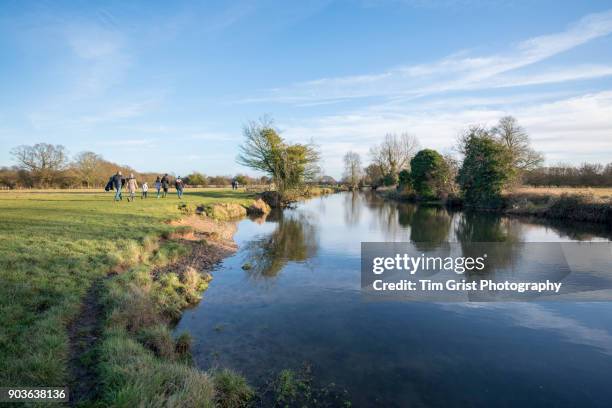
[0,188,253,389]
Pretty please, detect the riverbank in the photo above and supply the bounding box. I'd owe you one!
[97,214,254,406]
[504,188,612,224]
[0,189,256,406]
[259,185,339,208]
[378,186,612,225]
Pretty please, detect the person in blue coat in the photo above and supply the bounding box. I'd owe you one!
[175,176,184,199]
[112,171,123,201]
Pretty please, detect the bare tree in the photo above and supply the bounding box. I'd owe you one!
[524,161,612,187]
[343,151,362,188]
[442,153,460,193]
[369,133,419,179]
[11,143,68,186]
[73,151,104,187]
[492,116,543,171]
[364,163,384,186]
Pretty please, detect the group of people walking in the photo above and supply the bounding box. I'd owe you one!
[106,172,184,202]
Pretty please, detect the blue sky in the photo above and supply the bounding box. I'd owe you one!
[1,0,612,178]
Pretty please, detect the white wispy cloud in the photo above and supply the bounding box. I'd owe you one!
[489,65,612,89]
[27,99,160,131]
[279,90,612,176]
[242,9,612,177]
[240,9,612,104]
[23,15,166,133]
[362,0,506,9]
[64,23,131,98]
[98,138,156,147]
[203,1,258,33]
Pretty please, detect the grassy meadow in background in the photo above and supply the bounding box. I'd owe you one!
[512,186,612,199]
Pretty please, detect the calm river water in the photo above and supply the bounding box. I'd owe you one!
[175,192,612,407]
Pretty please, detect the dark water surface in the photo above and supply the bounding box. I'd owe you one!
[175,192,612,407]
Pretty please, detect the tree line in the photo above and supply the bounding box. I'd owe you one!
[523,163,612,187]
[5,116,609,197]
[342,116,611,208]
[1,143,269,189]
[233,115,545,208]
[342,116,612,199]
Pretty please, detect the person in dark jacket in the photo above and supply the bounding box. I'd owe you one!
[104,176,113,192]
[112,171,123,201]
[160,174,169,198]
[175,176,184,199]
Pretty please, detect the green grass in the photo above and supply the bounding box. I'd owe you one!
[0,188,254,402]
[213,369,254,408]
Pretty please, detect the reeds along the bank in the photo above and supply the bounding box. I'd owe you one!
[505,192,612,224]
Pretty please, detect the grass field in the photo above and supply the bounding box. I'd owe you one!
[511,186,612,199]
[0,188,255,405]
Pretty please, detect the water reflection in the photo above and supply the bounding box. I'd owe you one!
[522,216,612,241]
[245,194,608,283]
[410,206,452,250]
[343,191,362,226]
[242,212,319,279]
[359,192,415,240]
[445,302,612,356]
[396,203,416,227]
[177,192,612,407]
[455,211,522,242]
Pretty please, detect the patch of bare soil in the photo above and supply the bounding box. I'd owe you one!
[157,215,239,278]
[152,238,237,280]
[67,278,105,406]
[171,214,238,242]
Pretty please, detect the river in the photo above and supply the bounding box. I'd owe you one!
[175,191,612,407]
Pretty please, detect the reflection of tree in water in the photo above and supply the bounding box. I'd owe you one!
[397,203,416,227]
[524,216,612,241]
[264,209,284,223]
[455,211,522,243]
[359,192,412,240]
[243,213,318,279]
[456,213,609,300]
[361,191,387,210]
[361,193,453,244]
[455,212,524,290]
[344,191,362,226]
[409,206,451,250]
